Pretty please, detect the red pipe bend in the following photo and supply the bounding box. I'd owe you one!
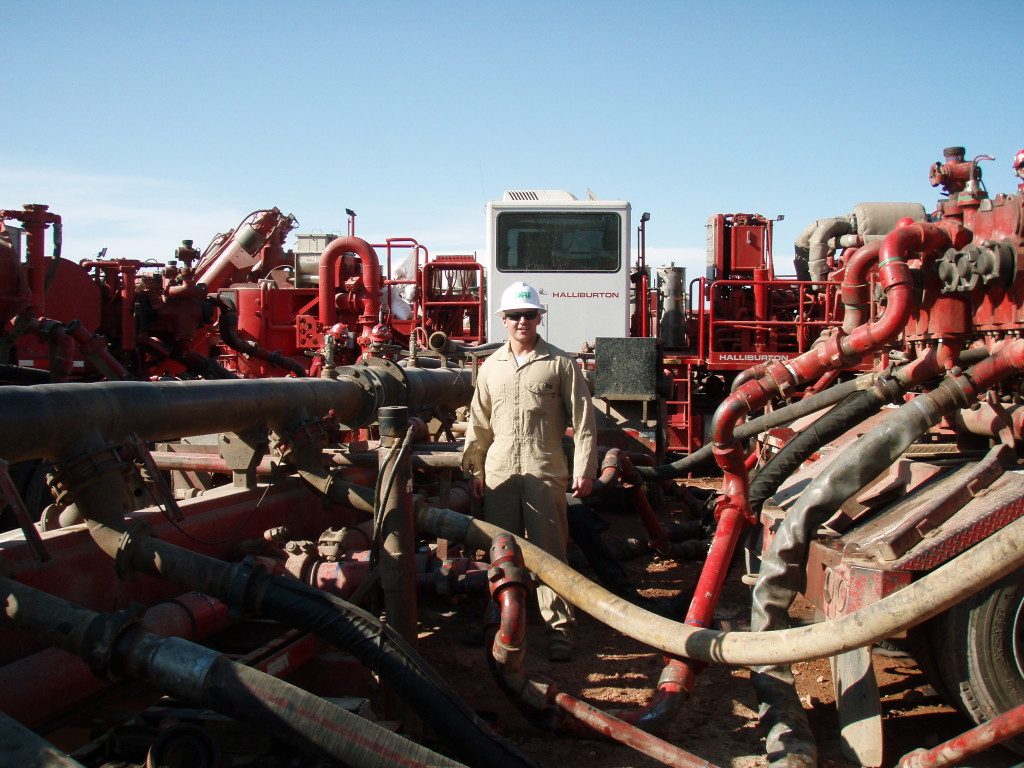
[317,236,382,341]
[841,240,882,332]
[708,220,963,520]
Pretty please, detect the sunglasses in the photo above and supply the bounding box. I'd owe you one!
[504,311,539,322]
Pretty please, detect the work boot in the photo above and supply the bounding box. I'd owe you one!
[547,632,573,662]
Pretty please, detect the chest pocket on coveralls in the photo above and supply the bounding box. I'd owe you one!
[523,381,557,444]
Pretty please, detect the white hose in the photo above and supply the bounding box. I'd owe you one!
[418,504,1024,666]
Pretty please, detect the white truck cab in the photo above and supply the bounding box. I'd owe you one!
[485,191,631,353]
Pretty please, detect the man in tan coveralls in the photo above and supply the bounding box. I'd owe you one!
[462,281,598,661]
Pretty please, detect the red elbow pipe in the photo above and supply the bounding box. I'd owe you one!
[317,236,382,342]
[840,240,882,333]
[487,532,530,671]
[592,447,625,491]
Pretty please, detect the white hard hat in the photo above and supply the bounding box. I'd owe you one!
[497,281,546,314]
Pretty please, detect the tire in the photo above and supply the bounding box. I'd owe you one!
[909,568,1024,754]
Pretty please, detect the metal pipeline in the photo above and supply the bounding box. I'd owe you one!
[282,435,377,516]
[0,360,472,465]
[0,576,466,768]
[377,407,418,645]
[150,445,466,476]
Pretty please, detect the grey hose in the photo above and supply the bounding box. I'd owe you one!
[415,501,1024,666]
[747,390,963,765]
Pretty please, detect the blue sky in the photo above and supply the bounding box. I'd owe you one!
[4,0,1023,280]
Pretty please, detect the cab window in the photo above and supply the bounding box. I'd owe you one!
[496,213,620,272]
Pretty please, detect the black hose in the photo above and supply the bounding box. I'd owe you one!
[634,374,875,481]
[111,531,543,768]
[132,633,464,768]
[257,574,545,768]
[0,576,465,768]
[213,296,306,377]
[747,389,886,517]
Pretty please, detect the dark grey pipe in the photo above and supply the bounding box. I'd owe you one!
[0,362,472,464]
[0,576,466,768]
[0,709,87,768]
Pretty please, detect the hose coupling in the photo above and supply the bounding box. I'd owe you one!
[656,659,695,690]
[487,532,533,597]
[82,602,146,682]
[273,417,329,462]
[48,441,133,507]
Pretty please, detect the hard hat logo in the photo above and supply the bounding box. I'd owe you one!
[497,281,546,315]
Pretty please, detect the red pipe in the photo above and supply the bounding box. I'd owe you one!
[713,219,965,452]
[621,455,670,554]
[840,240,882,333]
[66,320,130,380]
[487,532,529,672]
[317,236,382,346]
[485,533,719,767]
[79,261,141,351]
[592,450,671,553]
[683,505,746,630]
[552,692,720,768]
[36,319,75,382]
[950,337,1024,399]
[1,205,62,314]
[898,700,1024,768]
[592,447,625,490]
[119,263,138,350]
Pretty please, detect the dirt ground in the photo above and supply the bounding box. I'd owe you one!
[416,477,1022,768]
